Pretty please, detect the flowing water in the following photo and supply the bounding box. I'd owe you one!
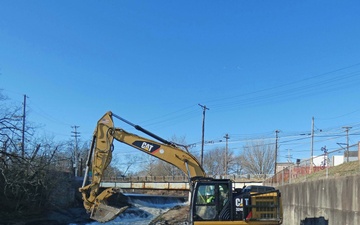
[70,194,187,225]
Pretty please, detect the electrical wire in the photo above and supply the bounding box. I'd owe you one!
[3,63,360,149]
[203,62,360,106]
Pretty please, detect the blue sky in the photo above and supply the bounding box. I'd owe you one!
[1,0,360,168]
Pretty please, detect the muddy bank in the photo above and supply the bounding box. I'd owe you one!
[150,205,190,225]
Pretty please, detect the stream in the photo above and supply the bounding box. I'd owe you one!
[69,193,187,225]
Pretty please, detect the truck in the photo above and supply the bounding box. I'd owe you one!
[79,111,282,224]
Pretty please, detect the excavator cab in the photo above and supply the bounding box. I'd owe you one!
[190,178,282,225]
[191,178,232,223]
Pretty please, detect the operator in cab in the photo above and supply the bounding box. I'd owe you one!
[206,192,215,203]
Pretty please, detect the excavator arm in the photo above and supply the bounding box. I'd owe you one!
[79,111,205,222]
[110,128,205,179]
[79,112,128,222]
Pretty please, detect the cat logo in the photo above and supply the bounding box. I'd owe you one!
[132,141,160,153]
[141,142,154,151]
[235,198,249,207]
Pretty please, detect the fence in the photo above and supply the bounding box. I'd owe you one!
[264,144,359,186]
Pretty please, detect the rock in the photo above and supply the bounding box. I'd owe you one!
[149,205,190,225]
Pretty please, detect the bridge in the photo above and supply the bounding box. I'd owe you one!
[100,175,264,191]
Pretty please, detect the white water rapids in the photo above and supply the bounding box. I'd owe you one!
[70,194,186,225]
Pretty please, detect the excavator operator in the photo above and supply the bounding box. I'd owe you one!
[206,192,215,203]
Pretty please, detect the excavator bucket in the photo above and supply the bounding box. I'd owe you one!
[90,203,128,223]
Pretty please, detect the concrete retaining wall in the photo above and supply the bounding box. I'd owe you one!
[278,174,360,225]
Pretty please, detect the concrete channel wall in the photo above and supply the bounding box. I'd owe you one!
[278,174,360,225]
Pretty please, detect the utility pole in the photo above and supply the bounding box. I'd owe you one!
[198,104,209,166]
[71,126,80,177]
[310,116,314,173]
[21,94,27,158]
[224,133,230,176]
[343,126,352,162]
[274,130,280,175]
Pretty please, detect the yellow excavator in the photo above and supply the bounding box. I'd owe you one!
[79,111,282,224]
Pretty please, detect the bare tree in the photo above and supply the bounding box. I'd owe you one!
[102,153,139,178]
[121,154,139,176]
[0,138,71,217]
[202,148,225,176]
[152,159,184,177]
[203,147,221,175]
[0,103,23,154]
[0,93,72,218]
[103,165,123,179]
[228,155,244,175]
[202,146,236,176]
[133,135,191,177]
[240,140,275,177]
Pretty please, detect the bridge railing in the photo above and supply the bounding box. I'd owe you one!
[102,175,188,182]
[102,174,268,183]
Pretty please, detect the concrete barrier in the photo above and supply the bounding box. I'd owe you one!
[279,174,360,225]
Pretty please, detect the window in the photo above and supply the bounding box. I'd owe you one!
[194,184,216,220]
[194,183,231,221]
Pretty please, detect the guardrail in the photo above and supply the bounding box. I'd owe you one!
[100,175,265,190]
[101,174,269,183]
[100,180,190,190]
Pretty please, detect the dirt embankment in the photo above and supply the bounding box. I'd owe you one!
[150,205,190,225]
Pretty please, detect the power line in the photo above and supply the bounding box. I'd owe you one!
[27,98,73,126]
[202,64,360,112]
